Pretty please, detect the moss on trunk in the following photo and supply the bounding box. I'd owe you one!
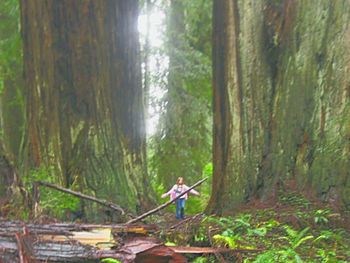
[209,0,350,213]
[20,0,154,214]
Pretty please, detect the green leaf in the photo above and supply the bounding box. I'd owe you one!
[283,225,298,238]
[294,253,303,263]
[213,234,236,249]
[293,235,314,249]
[249,227,267,237]
[165,241,176,246]
[101,258,122,263]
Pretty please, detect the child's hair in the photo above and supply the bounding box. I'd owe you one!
[176,177,184,185]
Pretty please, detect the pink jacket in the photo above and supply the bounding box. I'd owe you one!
[161,184,200,201]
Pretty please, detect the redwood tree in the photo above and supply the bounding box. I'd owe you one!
[206,0,244,213]
[208,0,350,214]
[20,0,154,213]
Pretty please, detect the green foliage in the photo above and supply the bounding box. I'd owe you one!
[254,226,317,262]
[255,248,305,263]
[186,162,213,214]
[172,192,350,262]
[0,0,22,80]
[282,226,314,250]
[0,0,24,160]
[212,233,237,249]
[314,209,330,225]
[100,259,122,263]
[192,257,208,263]
[279,192,311,209]
[192,256,217,263]
[164,241,176,246]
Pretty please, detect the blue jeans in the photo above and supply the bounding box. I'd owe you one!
[176,198,186,219]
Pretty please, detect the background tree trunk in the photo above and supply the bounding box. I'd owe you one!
[152,0,212,192]
[20,0,154,216]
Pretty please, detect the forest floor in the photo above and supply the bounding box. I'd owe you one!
[2,188,350,262]
[152,190,350,263]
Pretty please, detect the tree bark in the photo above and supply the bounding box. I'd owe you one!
[208,0,350,213]
[207,0,244,214]
[20,0,154,214]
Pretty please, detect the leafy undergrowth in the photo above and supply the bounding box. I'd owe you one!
[159,192,350,262]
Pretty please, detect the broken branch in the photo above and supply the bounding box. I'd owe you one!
[36,181,125,215]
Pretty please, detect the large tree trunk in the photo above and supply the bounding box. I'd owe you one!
[206,0,244,214]
[20,0,154,215]
[208,0,350,213]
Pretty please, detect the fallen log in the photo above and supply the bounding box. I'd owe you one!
[0,235,136,262]
[0,235,187,263]
[36,181,126,215]
[0,221,157,236]
[127,177,208,224]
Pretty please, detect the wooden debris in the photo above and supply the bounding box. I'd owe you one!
[1,234,136,262]
[208,227,227,263]
[127,177,208,224]
[0,221,183,262]
[0,221,157,236]
[136,245,188,263]
[169,213,204,230]
[0,220,262,262]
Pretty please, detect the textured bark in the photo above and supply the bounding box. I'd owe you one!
[209,0,350,213]
[20,0,154,214]
[207,0,244,214]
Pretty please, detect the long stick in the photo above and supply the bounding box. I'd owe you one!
[127,177,208,224]
[37,181,125,215]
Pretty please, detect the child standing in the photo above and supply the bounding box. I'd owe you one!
[161,177,200,219]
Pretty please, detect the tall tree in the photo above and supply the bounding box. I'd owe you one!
[208,0,350,214]
[20,0,154,213]
[206,0,244,213]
